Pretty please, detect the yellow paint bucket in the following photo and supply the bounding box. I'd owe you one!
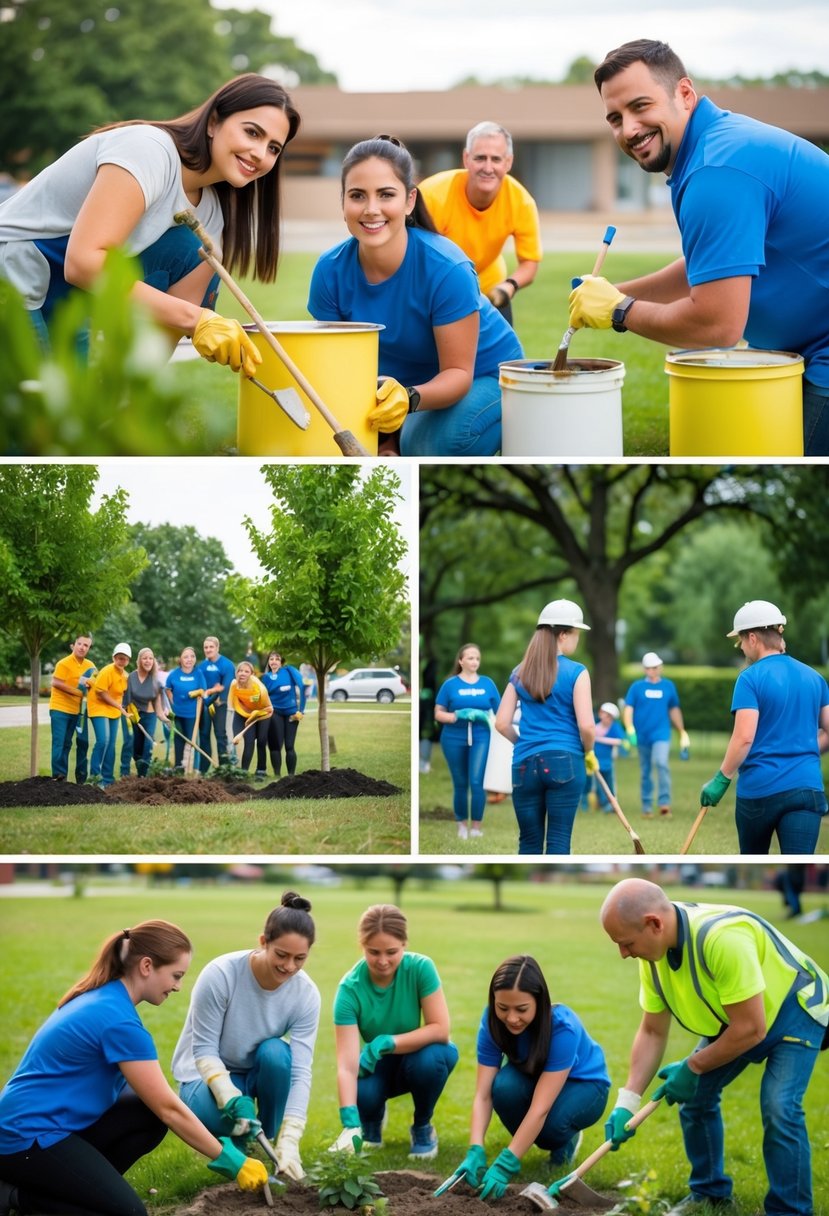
[666,348,804,456]
[237,321,383,456]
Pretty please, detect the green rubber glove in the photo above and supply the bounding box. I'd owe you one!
[468,709,492,725]
[700,770,731,807]
[208,1137,267,1189]
[604,1106,637,1150]
[568,275,626,329]
[359,1033,396,1077]
[221,1094,260,1138]
[653,1059,699,1106]
[456,1144,488,1187]
[479,1147,521,1201]
[329,1105,362,1153]
[455,708,476,721]
[626,728,637,747]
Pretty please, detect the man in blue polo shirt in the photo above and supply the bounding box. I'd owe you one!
[198,636,237,768]
[568,39,829,456]
[623,651,689,819]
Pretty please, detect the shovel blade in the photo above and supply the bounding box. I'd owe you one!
[520,1183,559,1210]
[434,1173,463,1197]
[249,378,311,430]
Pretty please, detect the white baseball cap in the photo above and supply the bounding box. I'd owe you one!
[599,701,620,718]
[537,599,590,630]
[642,651,662,668]
[113,642,132,658]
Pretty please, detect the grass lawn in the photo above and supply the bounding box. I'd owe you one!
[418,732,829,856]
[165,249,672,457]
[1,875,826,1213]
[0,704,411,855]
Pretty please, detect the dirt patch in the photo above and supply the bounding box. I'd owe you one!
[175,1171,613,1216]
[0,768,400,808]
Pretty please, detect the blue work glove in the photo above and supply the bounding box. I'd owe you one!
[653,1059,699,1106]
[604,1106,637,1150]
[479,1147,521,1201]
[359,1033,396,1077]
[221,1094,260,1138]
[208,1138,268,1191]
[329,1105,363,1153]
[700,770,731,807]
[455,1144,488,1188]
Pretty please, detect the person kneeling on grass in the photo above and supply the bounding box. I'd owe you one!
[0,920,267,1216]
[447,955,610,1202]
[330,903,458,1160]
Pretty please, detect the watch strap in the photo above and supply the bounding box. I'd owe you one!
[406,386,421,413]
[612,296,636,333]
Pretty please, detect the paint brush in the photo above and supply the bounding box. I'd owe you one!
[552,225,616,372]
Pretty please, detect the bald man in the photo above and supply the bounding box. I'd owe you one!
[600,878,827,1216]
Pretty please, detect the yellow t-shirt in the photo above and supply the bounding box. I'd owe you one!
[87,662,128,720]
[49,654,96,714]
[229,676,270,718]
[418,170,543,295]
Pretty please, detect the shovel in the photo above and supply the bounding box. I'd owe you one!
[232,714,262,747]
[680,806,709,855]
[521,1099,661,1211]
[168,721,214,767]
[433,1170,466,1197]
[173,209,369,455]
[594,770,646,855]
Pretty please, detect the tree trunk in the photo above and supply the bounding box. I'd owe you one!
[579,573,622,706]
[315,664,330,772]
[29,650,41,777]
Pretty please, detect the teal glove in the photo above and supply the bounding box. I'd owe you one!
[221,1094,259,1138]
[455,1144,488,1188]
[700,770,731,807]
[653,1059,699,1106]
[479,1147,521,1201]
[626,729,637,748]
[208,1137,252,1180]
[604,1106,637,1150]
[329,1105,363,1153]
[359,1033,396,1077]
[456,708,490,724]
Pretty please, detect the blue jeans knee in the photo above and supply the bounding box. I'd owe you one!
[400,375,501,456]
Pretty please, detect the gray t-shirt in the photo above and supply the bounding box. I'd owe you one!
[171,950,321,1121]
[125,669,161,713]
[0,125,223,308]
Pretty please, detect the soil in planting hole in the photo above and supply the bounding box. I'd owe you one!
[176,1170,615,1216]
[0,769,400,808]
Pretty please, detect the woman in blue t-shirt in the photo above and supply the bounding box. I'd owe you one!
[164,646,208,772]
[0,921,268,1214]
[307,135,523,457]
[495,600,598,855]
[261,650,306,777]
[447,955,610,1201]
[435,643,501,841]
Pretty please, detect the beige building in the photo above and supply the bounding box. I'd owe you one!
[282,83,829,222]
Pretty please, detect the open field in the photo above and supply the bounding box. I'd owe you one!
[0,704,411,855]
[1,874,826,1213]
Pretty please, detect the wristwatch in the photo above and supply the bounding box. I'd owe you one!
[611,296,636,333]
[406,386,421,413]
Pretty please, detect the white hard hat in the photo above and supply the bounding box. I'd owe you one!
[537,599,590,630]
[642,651,662,668]
[112,642,132,658]
[726,600,787,637]
[600,701,620,718]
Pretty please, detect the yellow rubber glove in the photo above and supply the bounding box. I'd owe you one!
[126,703,139,725]
[290,711,304,722]
[192,310,262,377]
[236,1157,269,1193]
[368,378,409,433]
[188,688,205,699]
[568,275,626,330]
[487,284,510,309]
[584,749,600,775]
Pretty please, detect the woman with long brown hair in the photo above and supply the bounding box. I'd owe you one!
[0,920,268,1214]
[0,74,299,371]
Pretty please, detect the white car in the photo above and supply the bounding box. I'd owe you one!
[326,668,408,703]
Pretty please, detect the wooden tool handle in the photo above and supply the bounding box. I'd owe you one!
[590,225,617,276]
[595,769,636,834]
[565,1099,661,1185]
[680,806,709,855]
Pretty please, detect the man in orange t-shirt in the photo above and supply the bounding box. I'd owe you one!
[49,635,95,782]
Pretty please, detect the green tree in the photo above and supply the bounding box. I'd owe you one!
[472,863,523,911]
[229,466,408,771]
[0,466,147,773]
[561,55,598,84]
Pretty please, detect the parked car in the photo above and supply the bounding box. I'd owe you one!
[326,667,408,703]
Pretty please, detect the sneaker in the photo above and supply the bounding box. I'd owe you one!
[408,1123,438,1160]
[659,805,672,818]
[255,770,268,780]
[457,822,468,839]
[641,809,653,818]
[361,1109,388,1149]
[549,1129,583,1168]
[470,827,484,837]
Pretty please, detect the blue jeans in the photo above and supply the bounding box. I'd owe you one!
[400,374,502,456]
[491,1063,609,1155]
[678,990,820,1216]
[179,1037,292,1142]
[511,750,586,854]
[596,767,615,810]
[441,730,490,823]
[50,708,79,779]
[119,715,133,778]
[638,739,670,811]
[90,717,120,786]
[357,1041,458,1129]
[803,379,829,456]
[200,700,230,768]
[736,787,826,854]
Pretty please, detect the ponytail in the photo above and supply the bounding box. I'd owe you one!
[58,919,192,1007]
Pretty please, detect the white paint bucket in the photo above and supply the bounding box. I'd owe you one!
[499,358,625,456]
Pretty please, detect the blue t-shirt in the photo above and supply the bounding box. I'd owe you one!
[510,655,586,763]
[595,718,625,773]
[624,677,679,745]
[435,673,501,744]
[262,665,306,716]
[668,96,829,387]
[0,980,157,1152]
[308,226,523,387]
[731,653,829,798]
[166,666,207,720]
[198,653,236,707]
[476,1004,609,1085]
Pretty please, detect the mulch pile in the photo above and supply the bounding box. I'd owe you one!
[175,1170,611,1216]
[0,769,400,808]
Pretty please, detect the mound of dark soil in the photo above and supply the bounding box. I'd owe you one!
[251,768,401,800]
[0,777,109,807]
[176,1170,613,1216]
[104,776,249,805]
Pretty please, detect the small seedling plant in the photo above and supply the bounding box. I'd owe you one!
[609,1169,670,1216]
[306,1150,386,1213]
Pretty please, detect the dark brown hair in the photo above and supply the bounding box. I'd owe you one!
[487,955,552,1078]
[451,643,480,677]
[263,891,315,945]
[341,136,437,232]
[58,919,192,1007]
[594,39,688,93]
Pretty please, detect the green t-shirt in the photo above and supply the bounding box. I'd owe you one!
[333,952,441,1043]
